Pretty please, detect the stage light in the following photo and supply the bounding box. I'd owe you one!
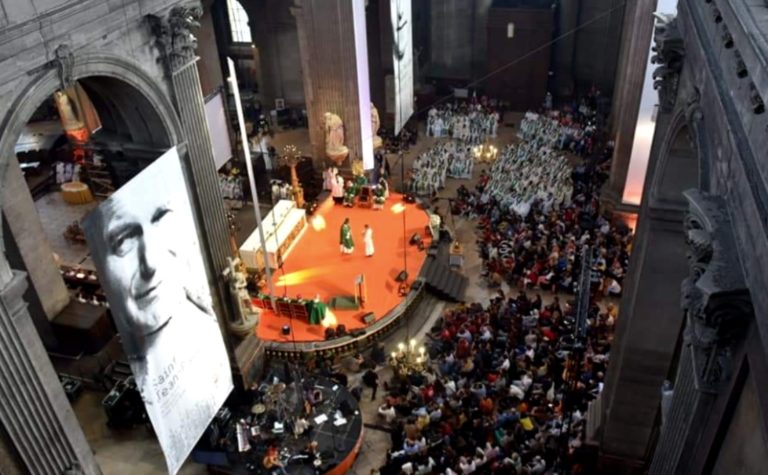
[410,338,416,348]
[311,215,326,231]
[275,267,327,286]
[321,309,338,328]
[398,342,405,351]
[391,203,406,214]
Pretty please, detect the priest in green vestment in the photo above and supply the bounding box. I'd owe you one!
[340,217,354,254]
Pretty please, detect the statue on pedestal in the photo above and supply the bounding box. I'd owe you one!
[324,112,349,166]
[226,257,258,337]
[371,103,383,149]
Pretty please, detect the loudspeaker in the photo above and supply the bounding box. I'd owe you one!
[350,329,366,338]
[325,328,336,340]
[396,270,408,282]
[281,325,291,336]
[404,193,416,203]
[410,233,422,245]
[410,280,423,291]
[336,324,347,336]
[362,312,375,324]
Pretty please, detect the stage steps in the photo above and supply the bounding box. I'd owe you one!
[421,257,468,302]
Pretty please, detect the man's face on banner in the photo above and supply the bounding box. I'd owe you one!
[101,197,183,334]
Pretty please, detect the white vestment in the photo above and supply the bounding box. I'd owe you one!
[363,228,374,256]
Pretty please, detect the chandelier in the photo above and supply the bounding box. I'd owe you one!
[473,142,498,164]
[390,339,428,377]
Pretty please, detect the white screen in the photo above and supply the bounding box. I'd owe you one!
[391,0,414,135]
[205,91,233,170]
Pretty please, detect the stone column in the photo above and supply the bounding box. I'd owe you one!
[552,0,580,98]
[292,0,370,171]
[148,5,236,321]
[0,270,100,474]
[2,158,69,347]
[148,5,260,384]
[649,190,753,474]
[603,0,657,208]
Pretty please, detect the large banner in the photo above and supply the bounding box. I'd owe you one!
[82,147,233,475]
[391,0,414,135]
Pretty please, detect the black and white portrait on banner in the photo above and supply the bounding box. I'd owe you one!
[391,0,414,135]
[82,147,232,475]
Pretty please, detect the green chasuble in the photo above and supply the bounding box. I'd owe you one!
[340,223,354,250]
[306,300,327,325]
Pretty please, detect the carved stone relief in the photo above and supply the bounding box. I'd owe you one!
[652,13,685,112]
[681,190,753,394]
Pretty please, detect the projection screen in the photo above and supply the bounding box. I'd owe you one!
[391,0,414,135]
[82,147,233,475]
[205,90,233,170]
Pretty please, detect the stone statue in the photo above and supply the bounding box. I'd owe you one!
[371,102,383,149]
[325,112,345,150]
[226,257,258,337]
[324,112,349,165]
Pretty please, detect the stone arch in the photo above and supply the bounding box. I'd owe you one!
[0,52,184,340]
[649,109,700,209]
[0,52,182,191]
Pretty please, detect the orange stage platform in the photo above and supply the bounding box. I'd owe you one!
[255,193,431,343]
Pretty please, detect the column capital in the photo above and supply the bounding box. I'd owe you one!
[681,189,752,393]
[147,3,203,75]
[651,13,685,113]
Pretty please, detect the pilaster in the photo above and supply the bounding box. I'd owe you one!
[649,190,753,473]
[0,271,100,475]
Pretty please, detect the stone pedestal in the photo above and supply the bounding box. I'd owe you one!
[0,270,100,474]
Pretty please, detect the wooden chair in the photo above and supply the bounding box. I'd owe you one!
[358,185,372,208]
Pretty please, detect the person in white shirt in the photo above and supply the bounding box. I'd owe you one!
[378,402,396,423]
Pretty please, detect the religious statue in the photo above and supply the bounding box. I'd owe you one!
[371,103,383,149]
[226,257,258,337]
[340,218,354,254]
[324,112,349,165]
[53,90,87,141]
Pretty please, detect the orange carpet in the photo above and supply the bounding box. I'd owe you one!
[256,193,431,343]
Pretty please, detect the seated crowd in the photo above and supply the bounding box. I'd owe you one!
[376,291,615,475]
[410,141,476,197]
[426,101,500,144]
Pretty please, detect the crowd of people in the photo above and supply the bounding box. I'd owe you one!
[409,141,477,196]
[370,92,628,475]
[468,142,573,218]
[427,103,499,144]
[376,291,615,475]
